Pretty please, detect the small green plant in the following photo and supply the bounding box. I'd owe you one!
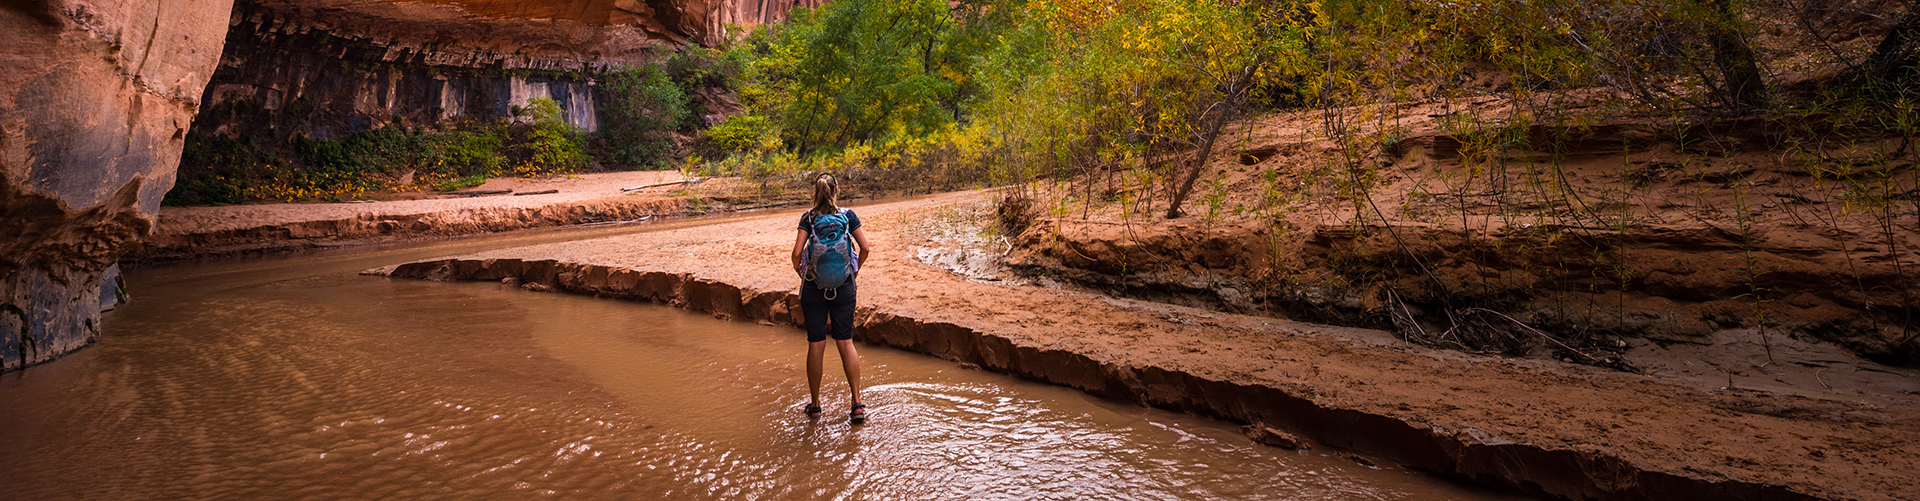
[432,174,487,192]
[1203,177,1229,224]
[1727,185,1778,364]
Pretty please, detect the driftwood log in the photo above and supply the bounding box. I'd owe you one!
[448,189,511,197]
[621,179,700,192]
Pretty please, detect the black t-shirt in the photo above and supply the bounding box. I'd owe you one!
[797,208,862,238]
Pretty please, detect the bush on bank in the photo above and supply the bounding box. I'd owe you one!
[597,64,690,169]
[167,97,589,205]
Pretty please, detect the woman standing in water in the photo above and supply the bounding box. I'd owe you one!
[792,173,871,424]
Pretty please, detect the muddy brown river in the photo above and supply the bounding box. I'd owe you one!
[0,218,1520,500]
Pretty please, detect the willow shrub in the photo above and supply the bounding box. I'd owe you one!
[722,0,1005,154]
[166,98,587,203]
[973,0,1318,216]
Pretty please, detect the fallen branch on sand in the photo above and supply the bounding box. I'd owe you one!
[448,189,511,197]
[577,216,653,226]
[1451,307,1597,362]
[514,189,559,196]
[621,179,700,192]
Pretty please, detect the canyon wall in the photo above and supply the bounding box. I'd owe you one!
[198,0,826,142]
[1,0,235,371]
[195,0,669,144]
[195,4,622,144]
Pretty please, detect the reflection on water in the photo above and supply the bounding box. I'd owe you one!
[0,224,1518,500]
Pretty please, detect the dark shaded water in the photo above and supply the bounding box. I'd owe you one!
[0,220,1518,500]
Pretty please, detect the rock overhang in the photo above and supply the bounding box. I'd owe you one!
[243,0,825,53]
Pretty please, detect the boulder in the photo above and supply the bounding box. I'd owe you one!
[1243,423,1309,450]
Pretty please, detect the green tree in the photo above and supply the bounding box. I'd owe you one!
[974,0,1317,217]
[774,0,997,149]
[599,65,689,168]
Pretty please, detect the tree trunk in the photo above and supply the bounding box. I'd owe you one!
[1165,110,1231,219]
[1706,0,1767,112]
[1863,14,1920,84]
[1165,66,1262,219]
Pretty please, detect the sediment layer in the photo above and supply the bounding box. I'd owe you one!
[374,192,1913,501]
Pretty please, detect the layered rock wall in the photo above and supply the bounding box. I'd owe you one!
[1,0,234,371]
[401,0,828,46]
[691,0,829,43]
[196,0,824,147]
[197,4,621,143]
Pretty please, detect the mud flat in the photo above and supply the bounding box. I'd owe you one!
[128,171,720,262]
[374,190,1917,501]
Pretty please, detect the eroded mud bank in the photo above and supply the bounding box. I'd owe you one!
[1002,116,1919,367]
[382,256,1815,501]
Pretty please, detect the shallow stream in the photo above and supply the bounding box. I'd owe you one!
[0,217,1519,500]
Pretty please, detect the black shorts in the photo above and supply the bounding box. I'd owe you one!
[800,281,857,342]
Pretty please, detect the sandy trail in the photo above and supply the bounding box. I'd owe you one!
[378,190,1918,501]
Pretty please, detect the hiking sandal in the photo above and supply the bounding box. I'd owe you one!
[849,403,867,425]
[804,404,823,419]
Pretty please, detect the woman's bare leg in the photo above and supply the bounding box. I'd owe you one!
[835,339,862,404]
[807,340,828,407]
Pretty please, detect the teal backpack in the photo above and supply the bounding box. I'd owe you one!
[802,209,859,298]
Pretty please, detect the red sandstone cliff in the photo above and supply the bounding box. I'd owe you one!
[1,0,234,371]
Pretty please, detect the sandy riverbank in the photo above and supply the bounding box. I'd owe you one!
[127,171,742,262]
[372,190,1917,501]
